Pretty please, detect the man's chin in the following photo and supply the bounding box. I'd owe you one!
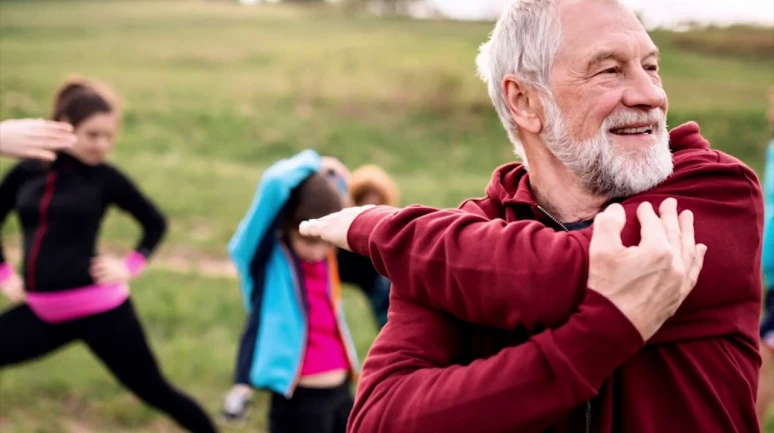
[619,161,674,196]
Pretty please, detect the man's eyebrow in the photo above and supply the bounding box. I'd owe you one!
[586,48,661,71]
[643,48,661,62]
[586,50,619,71]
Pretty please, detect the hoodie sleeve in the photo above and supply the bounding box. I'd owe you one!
[348,205,588,332]
[347,290,644,433]
[228,149,322,309]
[347,150,763,335]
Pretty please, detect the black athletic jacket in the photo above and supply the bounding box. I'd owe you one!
[0,152,167,292]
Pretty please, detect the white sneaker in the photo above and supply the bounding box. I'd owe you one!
[220,389,252,426]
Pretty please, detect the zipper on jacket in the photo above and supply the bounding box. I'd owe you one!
[280,243,308,399]
[585,401,591,433]
[26,172,57,291]
[536,204,592,433]
[536,205,569,232]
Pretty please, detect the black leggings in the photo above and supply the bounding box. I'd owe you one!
[0,299,217,433]
[269,381,354,433]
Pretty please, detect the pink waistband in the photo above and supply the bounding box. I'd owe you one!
[26,283,130,324]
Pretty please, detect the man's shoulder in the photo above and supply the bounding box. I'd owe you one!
[654,147,763,215]
[672,146,758,184]
[457,196,505,219]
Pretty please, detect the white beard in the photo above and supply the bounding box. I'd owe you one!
[540,97,673,199]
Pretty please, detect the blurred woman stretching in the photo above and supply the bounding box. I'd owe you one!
[0,76,218,433]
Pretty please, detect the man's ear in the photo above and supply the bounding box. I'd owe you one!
[503,74,543,134]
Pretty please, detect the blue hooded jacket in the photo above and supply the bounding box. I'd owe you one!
[762,140,774,288]
[228,149,360,397]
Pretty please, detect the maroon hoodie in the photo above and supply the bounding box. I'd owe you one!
[346,122,763,433]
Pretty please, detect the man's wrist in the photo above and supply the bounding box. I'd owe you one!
[347,205,399,256]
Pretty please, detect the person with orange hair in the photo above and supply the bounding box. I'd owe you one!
[347,164,399,208]
[336,164,399,329]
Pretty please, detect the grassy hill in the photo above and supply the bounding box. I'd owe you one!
[0,1,772,432]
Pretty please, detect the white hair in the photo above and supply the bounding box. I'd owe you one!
[475,0,563,166]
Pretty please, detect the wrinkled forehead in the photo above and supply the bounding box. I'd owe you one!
[555,0,657,66]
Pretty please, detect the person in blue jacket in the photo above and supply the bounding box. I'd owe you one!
[220,150,359,433]
[758,87,774,426]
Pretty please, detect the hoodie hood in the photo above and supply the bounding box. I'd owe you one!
[483,121,710,209]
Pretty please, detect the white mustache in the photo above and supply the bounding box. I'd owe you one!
[604,109,666,131]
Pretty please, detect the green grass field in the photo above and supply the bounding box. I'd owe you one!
[0,1,772,432]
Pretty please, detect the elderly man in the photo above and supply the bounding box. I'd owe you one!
[300,0,763,432]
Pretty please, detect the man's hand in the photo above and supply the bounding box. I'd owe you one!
[589,198,707,340]
[0,118,76,161]
[0,273,25,303]
[298,205,378,250]
[90,256,131,285]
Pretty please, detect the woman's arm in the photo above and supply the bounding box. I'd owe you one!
[104,165,168,277]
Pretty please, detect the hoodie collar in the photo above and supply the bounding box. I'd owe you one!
[485,121,710,209]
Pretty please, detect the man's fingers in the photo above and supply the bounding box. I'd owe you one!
[658,198,681,264]
[679,209,696,268]
[684,244,708,296]
[590,203,626,252]
[637,201,669,251]
[298,219,321,238]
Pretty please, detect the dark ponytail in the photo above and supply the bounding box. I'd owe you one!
[50,75,119,128]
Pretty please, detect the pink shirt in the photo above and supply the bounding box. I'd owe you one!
[299,260,349,377]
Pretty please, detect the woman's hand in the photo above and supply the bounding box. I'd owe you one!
[90,256,131,284]
[0,273,25,303]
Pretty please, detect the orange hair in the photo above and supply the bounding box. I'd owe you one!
[349,164,399,207]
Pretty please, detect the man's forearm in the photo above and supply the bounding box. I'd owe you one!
[348,291,644,433]
[347,205,589,332]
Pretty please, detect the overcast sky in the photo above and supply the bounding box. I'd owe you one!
[429,0,774,27]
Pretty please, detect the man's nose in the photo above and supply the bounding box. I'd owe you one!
[622,67,666,109]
